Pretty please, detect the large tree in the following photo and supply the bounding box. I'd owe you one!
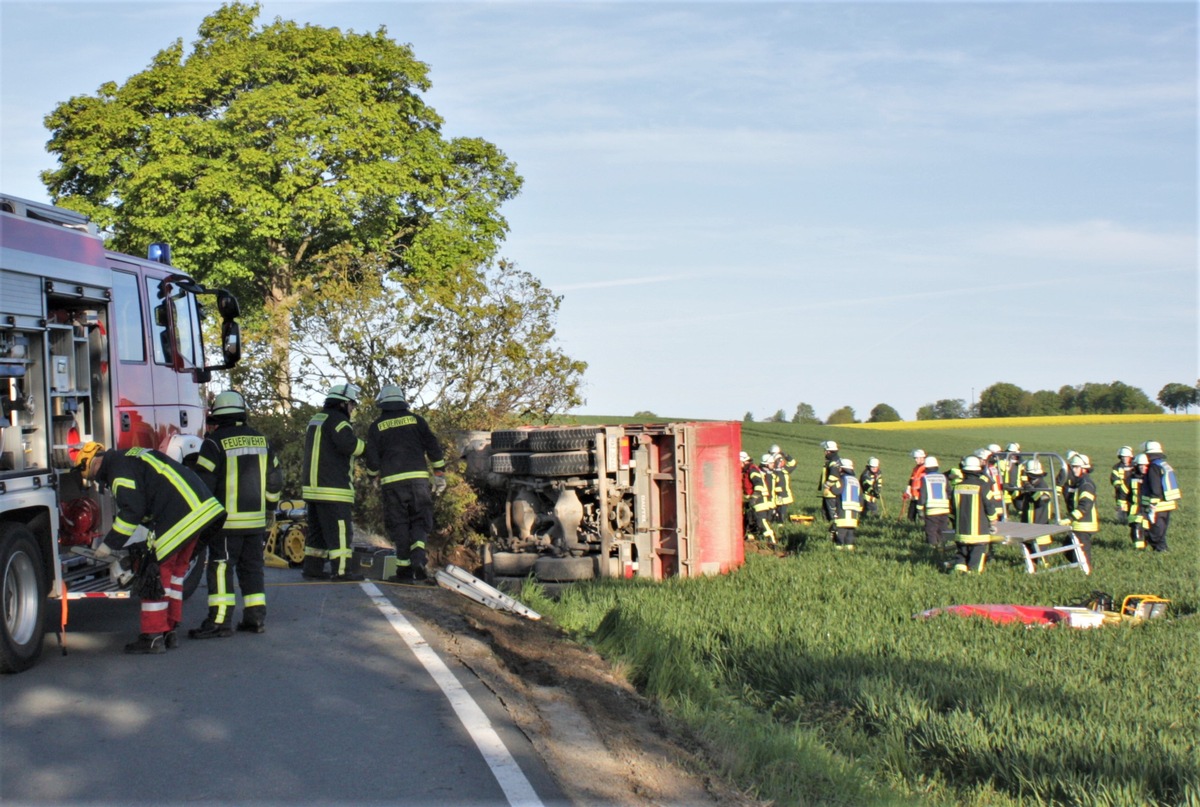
[978,383,1031,418]
[916,399,968,420]
[1157,382,1199,413]
[867,403,902,423]
[42,3,521,405]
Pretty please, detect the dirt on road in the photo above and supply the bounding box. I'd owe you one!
[390,578,762,807]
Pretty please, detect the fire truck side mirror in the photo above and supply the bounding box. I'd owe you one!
[215,290,240,319]
[221,320,241,367]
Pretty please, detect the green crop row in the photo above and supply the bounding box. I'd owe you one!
[528,419,1200,806]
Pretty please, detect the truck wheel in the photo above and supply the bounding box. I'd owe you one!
[527,427,596,453]
[0,523,47,674]
[529,451,592,477]
[491,452,531,475]
[534,556,596,582]
[181,544,207,601]
[491,551,539,577]
[490,429,531,451]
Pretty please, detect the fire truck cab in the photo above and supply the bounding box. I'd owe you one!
[0,194,241,673]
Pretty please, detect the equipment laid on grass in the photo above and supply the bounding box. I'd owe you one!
[917,593,1170,628]
[435,564,541,620]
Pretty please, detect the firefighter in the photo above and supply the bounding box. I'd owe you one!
[1014,458,1054,562]
[78,440,226,654]
[1057,449,1081,513]
[770,443,797,472]
[364,385,446,582]
[817,440,840,522]
[767,453,794,524]
[827,458,861,549]
[1000,443,1023,515]
[916,456,950,547]
[902,449,926,520]
[301,383,366,581]
[741,452,775,543]
[190,390,282,638]
[1061,453,1098,569]
[1110,446,1134,522]
[977,448,1007,521]
[949,454,998,573]
[1138,440,1180,553]
[1127,453,1150,550]
[859,457,883,519]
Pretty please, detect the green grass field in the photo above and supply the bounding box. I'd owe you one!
[526,418,1199,806]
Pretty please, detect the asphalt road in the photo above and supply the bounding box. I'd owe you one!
[1,567,568,806]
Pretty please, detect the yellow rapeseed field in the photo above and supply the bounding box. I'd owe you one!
[845,413,1200,430]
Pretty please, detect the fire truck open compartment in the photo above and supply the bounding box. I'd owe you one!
[479,421,744,586]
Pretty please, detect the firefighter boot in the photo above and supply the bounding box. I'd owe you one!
[188,615,234,640]
[124,633,167,654]
[301,556,331,580]
[164,630,179,649]
[236,605,266,634]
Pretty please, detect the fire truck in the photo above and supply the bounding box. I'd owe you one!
[473,422,745,587]
[0,194,242,673]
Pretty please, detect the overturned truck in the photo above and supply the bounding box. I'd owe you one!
[471,422,744,587]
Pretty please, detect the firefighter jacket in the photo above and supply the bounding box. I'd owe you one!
[1110,461,1133,508]
[748,465,773,513]
[859,469,883,503]
[301,404,364,504]
[772,465,794,506]
[1140,455,1181,514]
[363,405,445,486]
[1016,475,1052,525]
[195,421,283,534]
[951,470,997,542]
[1069,473,1098,533]
[830,471,862,528]
[819,452,840,496]
[96,447,225,560]
[1126,470,1146,525]
[1002,456,1024,501]
[778,452,797,471]
[917,471,950,517]
[906,465,926,500]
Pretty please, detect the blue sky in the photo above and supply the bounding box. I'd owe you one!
[2,2,1196,421]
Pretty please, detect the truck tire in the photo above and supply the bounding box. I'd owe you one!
[490,429,530,451]
[491,551,539,577]
[534,556,596,582]
[527,427,596,453]
[0,523,47,674]
[181,544,207,601]
[491,452,531,475]
[528,451,592,477]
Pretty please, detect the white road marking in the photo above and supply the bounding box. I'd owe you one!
[361,581,544,807]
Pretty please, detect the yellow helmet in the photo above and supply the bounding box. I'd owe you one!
[76,441,106,479]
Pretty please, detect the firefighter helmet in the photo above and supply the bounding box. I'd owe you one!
[821,440,838,452]
[1134,453,1149,466]
[170,434,204,464]
[1141,440,1163,454]
[762,453,775,466]
[839,457,855,471]
[376,385,407,408]
[77,441,106,480]
[210,390,247,419]
[1117,446,1133,459]
[961,455,982,473]
[1070,453,1089,468]
[911,449,926,460]
[987,443,1002,454]
[739,451,751,463]
[924,456,939,469]
[973,448,992,461]
[325,383,361,404]
[769,444,781,455]
[1023,458,1044,476]
[1006,442,1020,453]
[867,456,880,469]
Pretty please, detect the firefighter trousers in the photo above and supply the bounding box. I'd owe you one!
[304,500,355,576]
[382,480,434,572]
[139,539,197,635]
[205,531,267,626]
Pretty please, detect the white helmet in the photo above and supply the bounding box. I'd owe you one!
[987,443,1002,454]
[1134,453,1149,466]
[762,453,774,465]
[961,455,982,473]
[973,448,992,461]
[1069,454,1089,468]
[924,456,939,469]
[839,457,855,471]
[210,389,247,419]
[1117,446,1133,459]
[739,451,751,463]
[1023,458,1044,475]
[165,433,203,463]
[867,457,880,469]
[911,449,926,460]
[1141,440,1163,454]
[376,384,408,407]
[326,383,361,404]
[769,444,781,455]
[1006,442,1020,453]
[821,440,838,452]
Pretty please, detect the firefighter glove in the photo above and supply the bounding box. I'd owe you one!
[431,474,447,495]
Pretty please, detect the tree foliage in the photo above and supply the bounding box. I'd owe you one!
[916,399,968,420]
[767,409,788,423]
[977,381,1160,417]
[867,403,902,423]
[1157,382,1199,414]
[791,402,820,424]
[825,406,858,425]
[41,2,522,404]
[287,251,585,433]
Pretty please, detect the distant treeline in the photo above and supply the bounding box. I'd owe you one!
[746,380,1198,424]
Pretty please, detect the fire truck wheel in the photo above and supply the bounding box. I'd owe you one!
[489,429,531,451]
[181,544,207,601]
[527,427,595,453]
[491,452,531,475]
[491,551,539,577]
[534,556,596,582]
[0,523,47,674]
[528,451,592,477]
